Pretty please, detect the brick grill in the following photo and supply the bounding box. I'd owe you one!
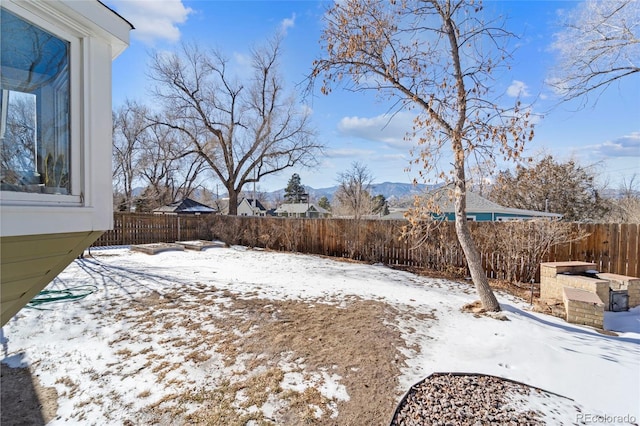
[540,261,640,328]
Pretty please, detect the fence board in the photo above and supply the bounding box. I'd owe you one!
[616,224,626,276]
[625,224,638,277]
[93,213,639,281]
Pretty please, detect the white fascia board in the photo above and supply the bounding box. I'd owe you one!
[8,0,131,58]
[61,0,132,58]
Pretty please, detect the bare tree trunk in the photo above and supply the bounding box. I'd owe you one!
[453,174,500,312]
[454,211,501,311]
[228,189,239,216]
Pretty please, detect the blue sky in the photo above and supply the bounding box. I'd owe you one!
[105,0,639,193]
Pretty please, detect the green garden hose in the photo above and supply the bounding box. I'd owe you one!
[26,285,97,310]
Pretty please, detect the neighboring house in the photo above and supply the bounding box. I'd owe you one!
[275,203,331,218]
[213,197,270,216]
[0,1,132,325]
[382,189,562,222]
[237,198,268,216]
[153,198,217,215]
[381,209,410,220]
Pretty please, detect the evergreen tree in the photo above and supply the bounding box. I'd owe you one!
[284,173,307,203]
[371,194,389,216]
[489,155,610,221]
[318,196,331,211]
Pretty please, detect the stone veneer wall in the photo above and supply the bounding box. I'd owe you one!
[563,287,604,329]
[556,275,610,311]
[630,284,640,308]
[540,262,608,307]
[541,261,640,329]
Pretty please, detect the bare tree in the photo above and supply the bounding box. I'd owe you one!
[467,158,496,198]
[137,117,208,209]
[1,92,37,186]
[313,0,535,311]
[113,101,210,211]
[148,36,323,215]
[474,220,588,284]
[607,174,640,223]
[550,0,640,103]
[112,100,147,211]
[334,162,375,219]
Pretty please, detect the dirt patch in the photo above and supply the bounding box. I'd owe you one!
[1,363,58,425]
[40,283,434,425]
[139,292,422,425]
[460,300,509,321]
[209,295,412,425]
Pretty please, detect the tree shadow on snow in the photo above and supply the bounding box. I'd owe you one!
[60,257,185,302]
[501,303,640,346]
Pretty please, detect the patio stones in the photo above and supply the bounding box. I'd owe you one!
[130,243,185,255]
[175,240,225,251]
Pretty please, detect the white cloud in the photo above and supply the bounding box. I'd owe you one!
[106,0,192,45]
[233,52,252,67]
[280,13,296,35]
[327,148,376,158]
[300,104,313,117]
[544,77,568,97]
[590,132,640,158]
[506,80,531,98]
[337,112,415,149]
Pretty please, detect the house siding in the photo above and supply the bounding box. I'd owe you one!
[441,212,557,222]
[1,230,103,326]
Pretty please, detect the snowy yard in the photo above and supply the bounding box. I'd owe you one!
[1,244,639,425]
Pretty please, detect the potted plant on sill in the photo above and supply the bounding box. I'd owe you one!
[43,152,69,194]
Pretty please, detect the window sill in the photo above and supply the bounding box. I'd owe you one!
[0,190,82,207]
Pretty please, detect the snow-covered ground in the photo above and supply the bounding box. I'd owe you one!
[2,245,639,424]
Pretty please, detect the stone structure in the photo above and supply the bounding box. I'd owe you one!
[597,273,640,308]
[562,287,604,329]
[540,261,640,329]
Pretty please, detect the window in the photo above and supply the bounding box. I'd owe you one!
[1,8,71,195]
[496,216,521,222]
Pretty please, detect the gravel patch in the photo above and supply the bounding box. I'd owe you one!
[390,373,578,426]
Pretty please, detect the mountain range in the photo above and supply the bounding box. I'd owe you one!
[131,181,436,208]
[266,181,433,203]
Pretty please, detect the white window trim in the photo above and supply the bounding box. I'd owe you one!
[1,2,83,206]
[1,0,123,237]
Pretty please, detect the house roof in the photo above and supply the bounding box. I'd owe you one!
[241,198,266,211]
[275,203,329,215]
[428,187,562,218]
[381,188,562,220]
[213,198,267,214]
[154,198,217,214]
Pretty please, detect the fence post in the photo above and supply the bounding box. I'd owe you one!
[92,216,638,279]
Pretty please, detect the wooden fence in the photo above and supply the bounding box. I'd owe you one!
[92,213,640,282]
[93,213,208,246]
